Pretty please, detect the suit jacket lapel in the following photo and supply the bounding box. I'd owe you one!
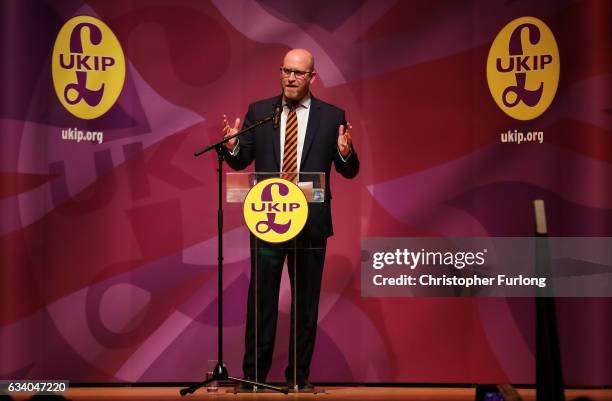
[271,97,282,169]
[272,119,281,169]
[301,96,320,168]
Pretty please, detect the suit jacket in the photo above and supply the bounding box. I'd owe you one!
[223,94,359,238]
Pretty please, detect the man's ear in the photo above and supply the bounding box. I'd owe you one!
[309,72,317,85]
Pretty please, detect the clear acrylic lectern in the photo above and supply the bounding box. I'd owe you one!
[226,172,326,394]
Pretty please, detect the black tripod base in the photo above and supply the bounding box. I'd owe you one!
[234,384,323,394]
[179,361,287,396]
[287,387,323,394]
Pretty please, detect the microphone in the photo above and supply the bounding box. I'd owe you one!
[272,103,282,130]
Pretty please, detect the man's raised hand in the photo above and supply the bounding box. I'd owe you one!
[338,122,353,158]
[222,115,241,151]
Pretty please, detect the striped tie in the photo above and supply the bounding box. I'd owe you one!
[281,105,298,182]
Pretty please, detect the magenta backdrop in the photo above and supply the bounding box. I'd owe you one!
[1,0,611,385]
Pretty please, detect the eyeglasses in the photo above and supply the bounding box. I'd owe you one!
[280,67,313,80]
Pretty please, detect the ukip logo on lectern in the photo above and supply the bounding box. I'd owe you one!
[243,178,308,243]
[52,16,125,120]
[487,16,559,121]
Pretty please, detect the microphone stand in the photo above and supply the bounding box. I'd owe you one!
[181,112,286,396]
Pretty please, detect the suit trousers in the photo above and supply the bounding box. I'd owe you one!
[242,231,327,383]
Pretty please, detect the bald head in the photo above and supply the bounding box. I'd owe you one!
[283,48,315,71]
[280,48,317,102]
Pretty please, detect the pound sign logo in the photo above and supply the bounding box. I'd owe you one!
[52,16,125,120]
[243,178,308,243]
[487,17,559,120]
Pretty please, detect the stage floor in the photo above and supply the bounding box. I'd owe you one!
[6,386,612,401]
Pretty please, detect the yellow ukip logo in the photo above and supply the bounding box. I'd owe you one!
[52,16,125,120]
[243,178,308,243]
[487,16,560,120]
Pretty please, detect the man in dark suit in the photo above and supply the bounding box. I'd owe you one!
[221,48,359,389]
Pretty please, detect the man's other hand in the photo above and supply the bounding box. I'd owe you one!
[338,122,353,158]
[222,115,241,151]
